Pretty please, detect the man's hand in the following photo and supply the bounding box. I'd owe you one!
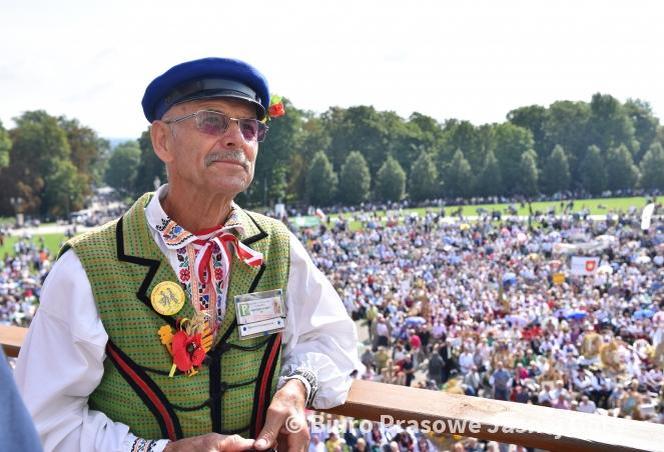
[254,379,309,452]
[164,433,255,451]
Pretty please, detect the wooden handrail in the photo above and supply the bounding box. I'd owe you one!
[323,379,661,452]
[1,325,27,358]
[3,326,662,450]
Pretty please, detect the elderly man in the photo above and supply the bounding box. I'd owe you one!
[15,57,359,452]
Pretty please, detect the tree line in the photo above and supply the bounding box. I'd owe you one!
[2,93,664,217]
[0,111,108,218]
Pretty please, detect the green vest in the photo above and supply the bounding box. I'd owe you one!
[62,193,290,440]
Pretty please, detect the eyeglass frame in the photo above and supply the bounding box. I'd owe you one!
[162,109,269,142]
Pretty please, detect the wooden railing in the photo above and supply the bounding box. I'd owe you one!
[2,325,661,451]
[1,325,25,358]
[324,379,660,452]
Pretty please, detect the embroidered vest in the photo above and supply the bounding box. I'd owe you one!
[62,193,290,440]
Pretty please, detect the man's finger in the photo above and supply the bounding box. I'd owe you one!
[254,408,287,450]
[220,434,256,451]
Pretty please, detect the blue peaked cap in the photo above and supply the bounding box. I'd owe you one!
[142,57,270,122]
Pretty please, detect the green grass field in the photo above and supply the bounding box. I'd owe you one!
[0,233,67,258]
[325,196,655,231]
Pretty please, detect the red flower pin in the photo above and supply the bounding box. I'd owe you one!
[268,95,286,118]
[171,330,206,372]
[268,102,285,118]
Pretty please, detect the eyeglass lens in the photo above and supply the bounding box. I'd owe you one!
[196,111,267,142]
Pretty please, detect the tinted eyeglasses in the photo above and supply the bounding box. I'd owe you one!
[164,110,268,142]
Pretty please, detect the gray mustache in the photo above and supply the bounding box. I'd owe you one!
[204,150,248,169]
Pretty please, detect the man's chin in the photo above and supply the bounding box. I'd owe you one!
[207,176,253,197]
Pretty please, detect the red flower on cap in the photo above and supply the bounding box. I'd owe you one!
[268,102,285,118]
[268,94,285,118]
[172,330,206,372]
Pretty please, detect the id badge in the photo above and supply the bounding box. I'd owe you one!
[234,289,286,340]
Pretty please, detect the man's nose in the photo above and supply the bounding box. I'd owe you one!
[221,120,245,147]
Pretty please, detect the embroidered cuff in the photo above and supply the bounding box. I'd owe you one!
[131,438,161,452]
[278,368,320,408]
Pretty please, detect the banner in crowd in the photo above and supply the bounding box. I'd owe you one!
[570,256,600,275]
[641,203,655,230]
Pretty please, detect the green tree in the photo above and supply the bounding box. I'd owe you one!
[11,111,71,176]
[324,106,388,177]
[42,159,86,217]
[408,112,445,151]
[507,105,548,163]
[580,145,607,195]
[439,120,485,175]
[517,150,539,196]
[475,150,503,196]
[299,115,332,158]
[0,120,10,169]
[606,144,639,190]
[105,141,141,196]
[339,151,371,205]
[323,106,425,180]
[135,128,167,196]
[249,98,303,206]
[59,117,110,190]
[288,115,331,202]
[542,101,591,182]
[639,142,664,189]
[306,151,337,206]
[381,111,424,175]
[409,150,438,202]
[493,123,534,194]
[624,99,660,162]
[375,155,406,202]
[588,93,637,155]
[1,111,72,215]
[540,145,570,194]
[443,149,473,198]
[269,165,288,203]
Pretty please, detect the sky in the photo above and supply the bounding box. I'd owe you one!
[2,0,664,140]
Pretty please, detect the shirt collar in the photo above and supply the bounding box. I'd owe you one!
[145,184,245,249]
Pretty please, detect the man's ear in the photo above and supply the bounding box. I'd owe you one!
[150,121,175,164]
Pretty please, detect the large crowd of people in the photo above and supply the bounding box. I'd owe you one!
[0,232,51,327]
[1,204,663,451]
[297,206,663,451]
